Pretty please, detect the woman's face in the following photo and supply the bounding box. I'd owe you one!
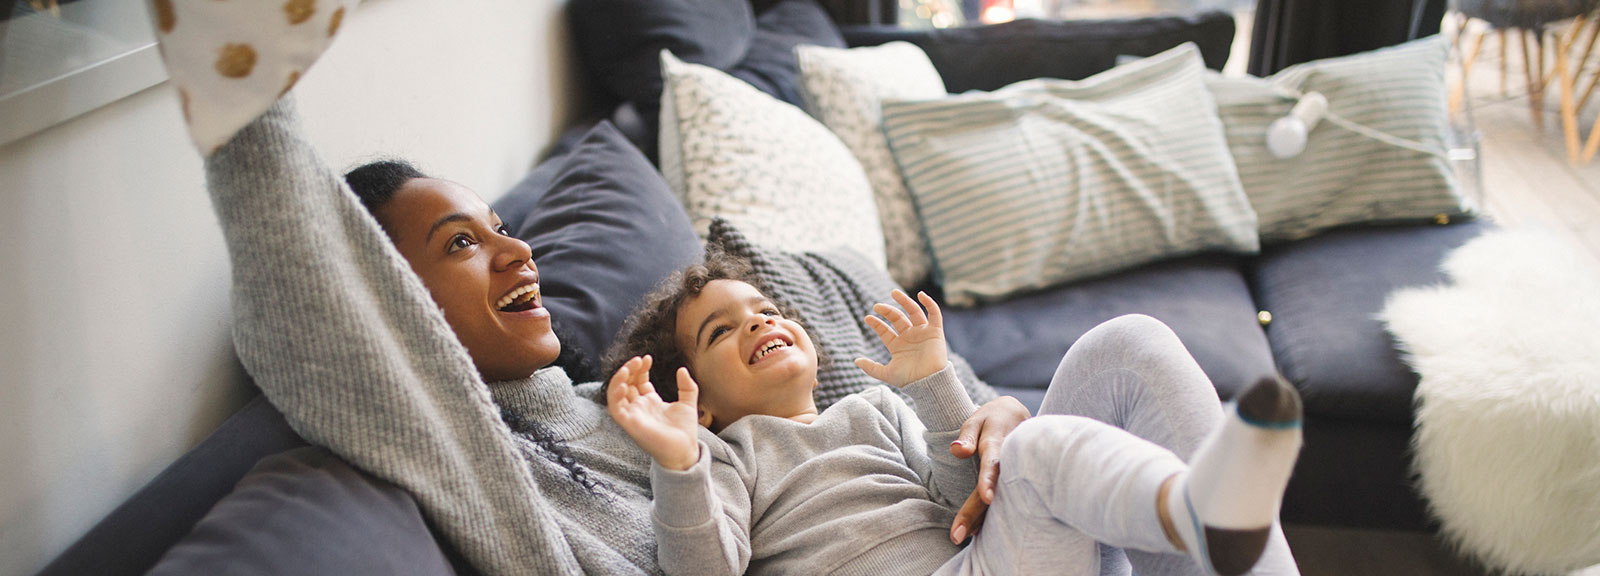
[675,279,818,429]
[373,177,559,382]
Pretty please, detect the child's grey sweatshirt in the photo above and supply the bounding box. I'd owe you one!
[205,98,659,575]
[650,365,978,576]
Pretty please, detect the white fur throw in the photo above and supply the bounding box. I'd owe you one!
[1382,227,1600,575]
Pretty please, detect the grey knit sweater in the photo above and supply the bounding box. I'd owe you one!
[651,366,979,576]
[206,98,657,575]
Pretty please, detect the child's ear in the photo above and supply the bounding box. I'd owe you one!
[697,406,714,429]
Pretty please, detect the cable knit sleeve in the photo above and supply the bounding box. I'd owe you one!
[205,97,580,575]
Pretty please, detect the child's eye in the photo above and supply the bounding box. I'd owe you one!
[761,308,780,317]
[708,326,730,343]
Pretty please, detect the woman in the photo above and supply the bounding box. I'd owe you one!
[206,96,1296,576]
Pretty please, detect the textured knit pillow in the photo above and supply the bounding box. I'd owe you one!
[881,43,1258,306]
[659,50,888,271]
[705,219,998,410]
[796,41,947,289]
[1206,36,1471,243]
[491,121,702,382]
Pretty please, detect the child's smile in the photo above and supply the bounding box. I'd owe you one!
[675,279,820,429]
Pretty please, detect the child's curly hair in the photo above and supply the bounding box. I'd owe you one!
[603,246,819,403]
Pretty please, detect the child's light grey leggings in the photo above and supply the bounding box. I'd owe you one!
[936,314,1300,576]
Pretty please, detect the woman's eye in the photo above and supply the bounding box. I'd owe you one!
[447,234,474,252]
[496,224,511,236]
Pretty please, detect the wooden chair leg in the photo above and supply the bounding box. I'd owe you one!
[1555,31,1581,163]
[1502,28,1510,97]
[1540,14,1587,92]
[1524,28,1545,130]
[1452,28,1487,114]
[1577,17,1600,115]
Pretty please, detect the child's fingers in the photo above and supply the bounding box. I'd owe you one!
[854,357,891,383]
[606,365,630,408]
[863,314,898,345]
[918,291,943,329]
[891,289,927,326]
[873,301,912,333]
[676,367,699,407]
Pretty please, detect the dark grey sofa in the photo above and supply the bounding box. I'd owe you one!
[39,3,1485,574]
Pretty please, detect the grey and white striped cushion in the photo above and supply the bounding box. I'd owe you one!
[881,43,1258,306]
[1206,36,1471,243]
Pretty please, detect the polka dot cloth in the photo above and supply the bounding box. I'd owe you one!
[151,0,357,154]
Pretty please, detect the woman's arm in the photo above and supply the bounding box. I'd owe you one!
[205,98,576,575]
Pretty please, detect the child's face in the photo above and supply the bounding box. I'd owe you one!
[675,279,819,429]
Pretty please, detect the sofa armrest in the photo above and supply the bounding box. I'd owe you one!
[840,12,1236,92]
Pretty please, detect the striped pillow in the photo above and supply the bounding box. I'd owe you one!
[1206,36,1472,243]
[881,43,1258,306]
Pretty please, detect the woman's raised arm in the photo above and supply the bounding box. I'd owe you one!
[204,97,580,575]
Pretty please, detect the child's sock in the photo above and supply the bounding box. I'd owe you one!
[1165,376,1303,576]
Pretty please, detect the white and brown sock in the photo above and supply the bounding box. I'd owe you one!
[1167,376,1303,576]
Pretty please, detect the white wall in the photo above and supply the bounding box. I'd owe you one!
[0,1,581,573]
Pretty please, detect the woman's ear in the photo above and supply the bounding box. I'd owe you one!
[698,406,714,429]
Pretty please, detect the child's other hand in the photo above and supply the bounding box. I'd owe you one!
[605,356,701,471]
[856,290,949,387]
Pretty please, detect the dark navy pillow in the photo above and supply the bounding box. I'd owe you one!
[148,447,460,576]
[729,0,848,109]
[568,0,844,157]
[568,0,755,138]
[492,121,701,382]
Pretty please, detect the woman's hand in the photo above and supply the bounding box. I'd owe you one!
[948,396,1031,544]
[855,290,949,387]
[605,356,701,471]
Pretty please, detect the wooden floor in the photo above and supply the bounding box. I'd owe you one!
[1464,19,1600,270]
[1279,21,1600,576]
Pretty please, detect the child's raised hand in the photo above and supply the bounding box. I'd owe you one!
[855,290,949,387]
[605,356,701,471]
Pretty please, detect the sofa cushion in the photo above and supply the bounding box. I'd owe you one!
[568,0,755,132]
[1207,37,1472,243]
[729,0,848,108]
[148,446,459,576]
[660,51,887,270]
[38,395,307,576]
[491,121,702,382]
[881,44,1258,305]
[568,0,842,153]
[706,219,998,410]
[942,254,1276,407]
[1250,220,1490,424]
[839,11,1236,93]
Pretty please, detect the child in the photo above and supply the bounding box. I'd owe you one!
[603,250,1302,576]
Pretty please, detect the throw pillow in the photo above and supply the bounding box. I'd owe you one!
[881,43,1258,305]
[796,41,948,289]
[491,121,703,382]
[567,0,845,155]
[1206,36,1472,243]
[705,218,998,410]
[659,50,888,271]
[148,447,459,576]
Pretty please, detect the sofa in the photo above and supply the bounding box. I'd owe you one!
[39,2,1486,575]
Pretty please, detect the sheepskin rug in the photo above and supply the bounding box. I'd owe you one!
[1381,227,1600,575]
